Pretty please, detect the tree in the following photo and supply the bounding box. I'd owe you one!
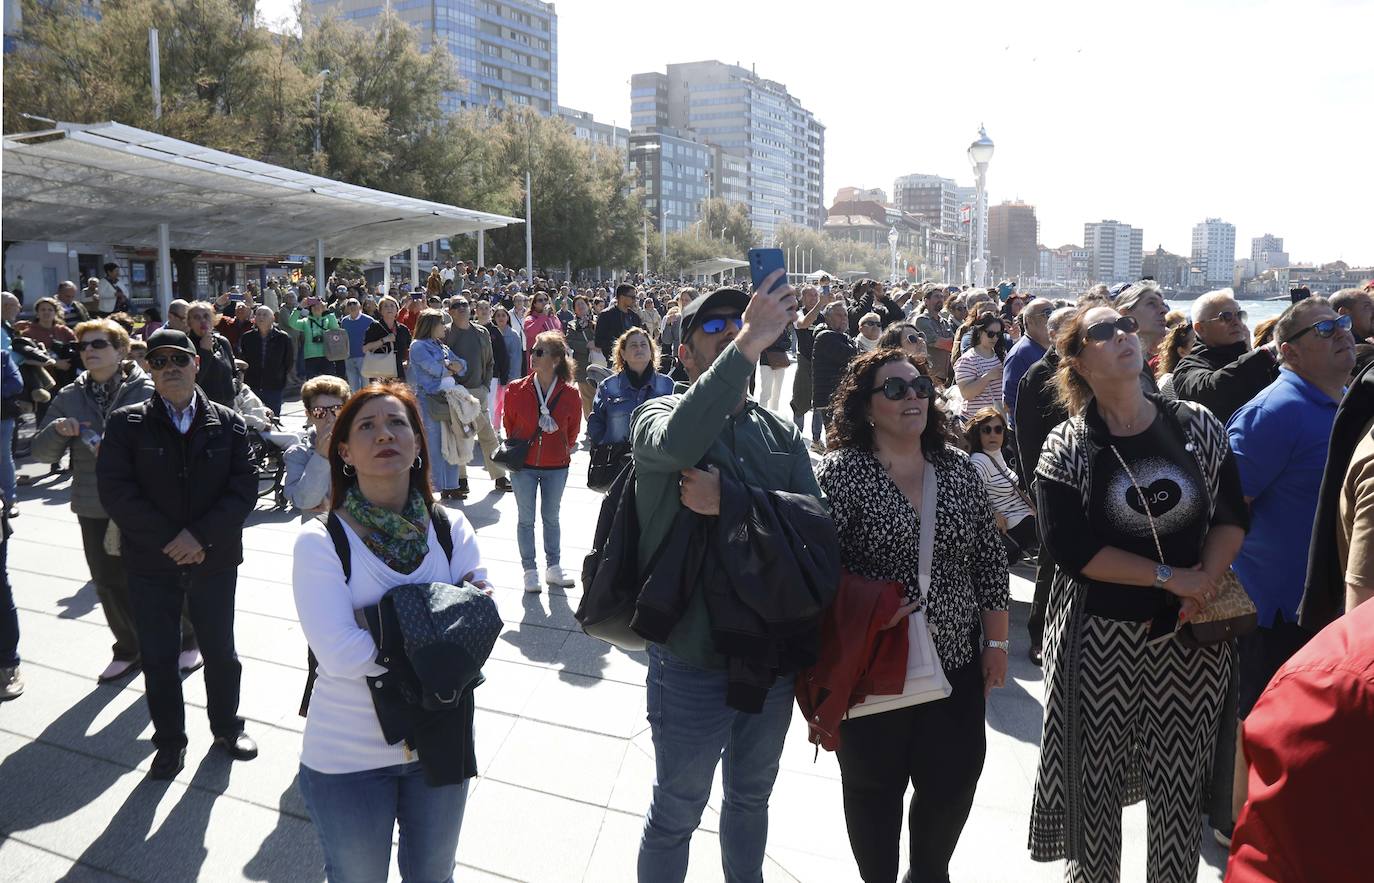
[700,198,757,250]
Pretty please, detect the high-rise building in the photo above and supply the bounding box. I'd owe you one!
[988,201,1039,282]
[1250,233,1289,273]
[628,60,825,238]
[1083,220,1144,285]
[1192,218,1236,285]
[894,175,957,231]
[556,107,628,153]
[306,0,558,113]
[629,129,713,235]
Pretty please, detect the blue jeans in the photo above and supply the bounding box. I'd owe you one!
[298,762,469,883]
[1,534,18,667]
[257,388,284,416]
[0,417,15,506]
[638,645,795,883]
[510,467,567,572]
[345,357,365,392]
[421,409,459,491]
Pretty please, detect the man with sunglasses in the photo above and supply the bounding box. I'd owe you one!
[1223,296,1354,827]
[96,329,258,780]
[1174,288,1280,423]
[631,271,822,883]
[1330,287,1374,377]
[595,282,645,357]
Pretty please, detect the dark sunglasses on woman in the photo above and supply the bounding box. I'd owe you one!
[309,405,342,419]
[1083,315,1139,342]
[531,347,546,357]
[981,423,1005,435]
[76,339,113,351]
[868,375,935,401]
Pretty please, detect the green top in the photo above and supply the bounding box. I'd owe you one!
[288,309,341,360]
[630,342,822,668]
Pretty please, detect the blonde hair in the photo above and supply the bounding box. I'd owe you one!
[301,375,351,409]
[74,318,131,353]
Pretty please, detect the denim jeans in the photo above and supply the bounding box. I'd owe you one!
[638,644,795,883]
[257,388,284,416]
[345,357,365,392]
[510,467,567,572]
[1,534,18,667]
[0,417,15,506]
[299,762,469,883]
[421,409,459,491]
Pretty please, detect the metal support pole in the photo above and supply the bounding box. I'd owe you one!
[525,171,534,282]
[642,217,649,276]
[149,29,162,121]
[157,222,172,313]
[383,254,391,292]
[410,247,419,290]
[316,239,326,299]
[476,229,485,269]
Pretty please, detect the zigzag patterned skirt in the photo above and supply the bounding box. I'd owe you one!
[1030,577,1230,882]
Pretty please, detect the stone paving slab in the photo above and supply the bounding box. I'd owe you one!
[0,397,1230,882]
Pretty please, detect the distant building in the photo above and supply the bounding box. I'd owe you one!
[988,201,1039,282]
[833,186,889,205]
[1083,220,1144,285]
[556,107,628,153]
[1251,233,1289,273]
[1192,218,1236,286]
[1141,245,1190,288]
[1038,244,1093,286]
[894,175,958,232]
[629,128,713,234]
[628,60,825,237]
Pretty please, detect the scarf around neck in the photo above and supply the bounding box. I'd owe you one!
[533,374,560,433]
[342,485,431,574]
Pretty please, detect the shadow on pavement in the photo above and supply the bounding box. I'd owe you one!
[243,773,325,883]
[453,490,502,531]
[56,580,100,620]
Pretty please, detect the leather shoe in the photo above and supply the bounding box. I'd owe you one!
[178,649,204,674]
[213,732,258,761]
[98,658,140,683]
[149,746,185,780]
[1028,645,1043,667]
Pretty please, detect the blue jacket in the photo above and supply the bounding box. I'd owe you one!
[587,369,674,446]
[499,326,523,384]
[409,338,464,395]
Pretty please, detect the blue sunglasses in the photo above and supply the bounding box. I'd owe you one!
[697,315,744,335]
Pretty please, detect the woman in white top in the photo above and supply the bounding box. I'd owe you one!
[964,406,1038,561]
[292,381,490,883]
[954,314,1008,416]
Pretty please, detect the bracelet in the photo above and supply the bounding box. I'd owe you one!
[983,639,1009,653]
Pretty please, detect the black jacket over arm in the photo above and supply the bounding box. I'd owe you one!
[1171,340,1278,423]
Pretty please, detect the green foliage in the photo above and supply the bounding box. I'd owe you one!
[775,224,891,278]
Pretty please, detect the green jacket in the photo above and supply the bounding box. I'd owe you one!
[288,309,340,361]
[630,342,821,668]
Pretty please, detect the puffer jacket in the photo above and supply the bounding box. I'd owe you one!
[811,326,857,411]
[32,363,156,518]
[587,369,674,447]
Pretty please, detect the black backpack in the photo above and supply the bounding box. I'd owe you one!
[575,462,648,650]
[298,507,455,717]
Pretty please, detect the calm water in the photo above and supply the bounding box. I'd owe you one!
[1166,298,1287,325]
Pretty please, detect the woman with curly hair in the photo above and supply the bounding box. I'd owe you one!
[816,348,1009,883]
[877,321,929,372]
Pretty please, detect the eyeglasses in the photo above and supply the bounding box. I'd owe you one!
[169,311,187,320]
[697,315,744,335]
[860,320,881,328]
[980,423,1005,435]
[1285,313,1352,343]
[982,326,1003,337]
[146,352,193,370]
[309,404,342,419]
[867,375,935,401]
[453,302,470,309]
[1083,315,1140,342]
[76,339,113,351]
[1201,309,1248,325]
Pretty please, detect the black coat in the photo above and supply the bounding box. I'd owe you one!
[846,288,904,335]
[188,331,238,407]
[811,327,857,411]
[1014,349,1065,484]
[96,390,257,577]
[483,321,509,385]
[1171,340,1278,424]
[594,306,644,355]
[363,320,412,379]
[237,326,294,394]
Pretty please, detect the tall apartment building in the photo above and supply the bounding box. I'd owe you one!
[894,175,958,231]
[557,106,627,152]
[1083,220,1144,285]
[1192,218,1236,285]
[988,201,1039,281]
[306,0,558,113]
[1250,233,1289,273]
[629,61,825,238]
[628,129,713,235]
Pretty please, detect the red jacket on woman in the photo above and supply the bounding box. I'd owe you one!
[502,375,581,469]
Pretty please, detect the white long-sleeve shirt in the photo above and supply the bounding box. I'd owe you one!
[292,510,487,774]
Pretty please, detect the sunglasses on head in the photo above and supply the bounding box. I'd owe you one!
[76,339,112,351]
[980,423,1005,435]
[868,375,935,401]
[1083,315,1139,342]
[1285,313,1352,343]
[309,404,342,419]
[697,315,744,335]
[147,352,193,370]
[1202,309,1247,325]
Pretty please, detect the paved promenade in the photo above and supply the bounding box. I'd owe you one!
[0,396,1231,882]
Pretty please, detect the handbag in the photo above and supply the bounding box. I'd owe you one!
[321,325,349,362]
[763,349,790,370]
[1108,444,1257,647]
[361,349,397,379]
[587,441,631,493]
[847,459,953,717]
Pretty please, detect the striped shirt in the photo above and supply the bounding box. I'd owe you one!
[971,449,1033,528]
[954,350,1005,413]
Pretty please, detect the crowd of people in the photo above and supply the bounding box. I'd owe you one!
[3,258,1374,883]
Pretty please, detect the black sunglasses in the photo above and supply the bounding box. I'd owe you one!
[309,404,342,419]
[147,352,193,370]
[980,423,1005,435]
[868,375,935,401]
[698,315,744,335]
[1285,313,1352,343]
[1202,309,1248,325]
[77,339,113,351]
[1083,315,1139,342]
[453,301,470,309]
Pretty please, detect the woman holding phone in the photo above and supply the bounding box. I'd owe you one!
[954,313,1008,415]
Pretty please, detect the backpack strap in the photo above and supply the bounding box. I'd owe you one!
[325,510,352,582]
[431,504,455,563]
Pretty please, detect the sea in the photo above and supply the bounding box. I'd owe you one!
[1166,298,1287,325]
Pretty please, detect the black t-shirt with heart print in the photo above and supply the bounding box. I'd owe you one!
[1041,409,1247,624]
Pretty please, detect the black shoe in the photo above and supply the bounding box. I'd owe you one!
[1028,645,1043,667]
[149,746,186,780]
[3,507,17,519]
[213,732,259,761]
[495,477,512,492]
[457,479,470,499]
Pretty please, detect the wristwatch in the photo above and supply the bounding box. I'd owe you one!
[1154,563,1174,589]
[983,639,1009,653]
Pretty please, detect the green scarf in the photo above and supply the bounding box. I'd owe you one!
[342,485,431,574]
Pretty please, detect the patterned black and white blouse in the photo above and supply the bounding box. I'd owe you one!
[817,445,1010,671]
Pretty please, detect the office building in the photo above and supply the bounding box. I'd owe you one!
[1251,233,1289,273]
[988,201,1039,281]
[894,174,958,231]
[306,0,558,113]
[629,60,825,237]
[1038,244,1093,286]
[557,106,628,153]
[1192,218,1236,286]
[1141,245,1190,288]
[1083,220,1144,285]
[629,128,713,235]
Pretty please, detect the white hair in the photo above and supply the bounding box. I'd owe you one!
[1191,288,1236,323]
[254,305,275,321]
[1046,306,1076,338]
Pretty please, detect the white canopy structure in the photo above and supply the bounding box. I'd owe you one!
[2,121,522,303]
[684,257,748,278]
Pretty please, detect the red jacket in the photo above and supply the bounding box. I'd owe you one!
[502,375,581,469]
[1227,600,1374,883]
[795,572,909,751]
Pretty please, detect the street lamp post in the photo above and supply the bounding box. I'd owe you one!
[967,125,995,288]
[888,226,899,285]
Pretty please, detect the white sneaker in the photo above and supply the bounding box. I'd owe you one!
[545,565,575,588]
[0,665,24,701]
[523,569,542,593]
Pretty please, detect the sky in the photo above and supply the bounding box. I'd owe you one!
[262,0,1374,266]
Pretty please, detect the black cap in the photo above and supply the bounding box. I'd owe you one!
[143,328,197,357]
[680,288,750,343]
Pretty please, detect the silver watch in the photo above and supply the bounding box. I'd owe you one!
[1154,564,1174,589]
[983,639,1009,653]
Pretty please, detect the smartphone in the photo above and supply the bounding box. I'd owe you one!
[747,248,787,294]
[1290,286,1311,304]
[411,292,424,301]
